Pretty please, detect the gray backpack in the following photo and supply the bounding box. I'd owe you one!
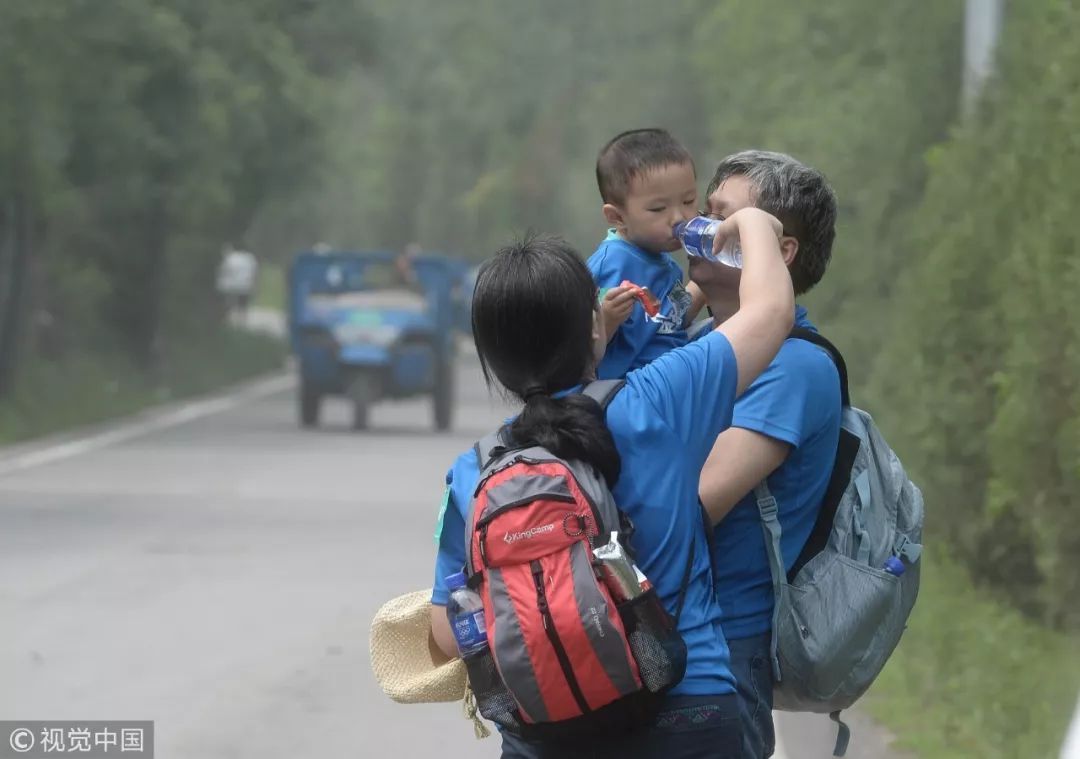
[756,329,924,756]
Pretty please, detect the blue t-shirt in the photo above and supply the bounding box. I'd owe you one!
[433,331,741,696]
[711,307,842,640]
[587,232,692,380]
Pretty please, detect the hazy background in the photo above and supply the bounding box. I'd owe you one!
[2,1,1079,756]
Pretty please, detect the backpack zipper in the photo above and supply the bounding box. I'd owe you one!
[478,524,489,565]
[473,461,607,544]
[475,492,576,529]
[531,560,590,715]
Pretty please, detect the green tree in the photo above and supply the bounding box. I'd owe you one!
[879,0,1080,628]
[690,0,965,371]
[0,0,373,389]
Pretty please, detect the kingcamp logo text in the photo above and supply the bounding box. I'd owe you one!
[503,524,556,544]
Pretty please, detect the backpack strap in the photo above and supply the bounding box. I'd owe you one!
[788,327,851,407]
[754,481,786,682]
[768,330,857,758]
[830,710,851,756]
[581,379,625,410]
[585,377,701,625]
[756,329,849,681]
[759,482,854,758]
[473,428,509,471]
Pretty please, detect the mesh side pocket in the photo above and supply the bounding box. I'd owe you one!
[617,589,687,694]
[463,648,522,732]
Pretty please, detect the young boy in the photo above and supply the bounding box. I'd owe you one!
[588,128,707,379]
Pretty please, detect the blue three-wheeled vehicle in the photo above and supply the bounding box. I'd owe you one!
[288,250,466,431]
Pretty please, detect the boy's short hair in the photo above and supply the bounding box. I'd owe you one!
[707,150,837,296]
[596,128,695,205]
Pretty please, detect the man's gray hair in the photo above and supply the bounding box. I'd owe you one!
[707,150,837,296]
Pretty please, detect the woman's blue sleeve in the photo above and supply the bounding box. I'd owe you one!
[431,452,479,605]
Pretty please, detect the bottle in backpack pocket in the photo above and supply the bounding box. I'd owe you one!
[593,532,649,602]
[445,571,488,656]
[882,556,906,577]
[446,572,522,731]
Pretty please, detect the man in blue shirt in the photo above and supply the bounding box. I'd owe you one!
[694,151,842,759]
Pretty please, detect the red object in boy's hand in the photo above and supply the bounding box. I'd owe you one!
[620,280,660,317]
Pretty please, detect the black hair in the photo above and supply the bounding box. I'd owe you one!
[471,233,621,486]
[706,150,838,296]
[595,128,695,206]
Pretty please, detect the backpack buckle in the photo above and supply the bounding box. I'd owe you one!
[758,495,778,519]
[893,535,922,563]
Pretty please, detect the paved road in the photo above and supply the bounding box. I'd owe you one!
[0,355,898,758]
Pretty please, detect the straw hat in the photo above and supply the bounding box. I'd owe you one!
[370,588,468,704]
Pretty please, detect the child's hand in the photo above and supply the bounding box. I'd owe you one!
[600,285,637,341]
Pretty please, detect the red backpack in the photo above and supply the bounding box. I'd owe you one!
[460,380,696,741]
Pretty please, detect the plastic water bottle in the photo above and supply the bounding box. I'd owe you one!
[445,573,519,731]
[882,556,906,577]
[673,216,743,268]
[445,571,488,656]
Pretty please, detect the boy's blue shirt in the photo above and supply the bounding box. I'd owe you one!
[588,231,691,380]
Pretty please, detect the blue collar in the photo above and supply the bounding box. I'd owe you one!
[503,384,584,424]
[554,384,584,399]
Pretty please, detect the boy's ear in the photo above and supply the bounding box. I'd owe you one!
[780,236,800,267]
[602,203,625,230]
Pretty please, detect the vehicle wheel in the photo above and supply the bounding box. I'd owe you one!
[299,383,321,428]
[433,358,454,432]
[350,373,373,431]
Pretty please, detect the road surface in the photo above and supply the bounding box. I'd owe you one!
[0,354,901,758]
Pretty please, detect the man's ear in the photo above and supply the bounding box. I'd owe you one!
[780,236,800,267]
[602,203,625,230]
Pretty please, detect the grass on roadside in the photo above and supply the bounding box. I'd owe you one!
[254,264,286,311]
[0,328,285,445]
[862,548,1080,758]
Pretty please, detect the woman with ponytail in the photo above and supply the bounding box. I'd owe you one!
[431,209,793,758]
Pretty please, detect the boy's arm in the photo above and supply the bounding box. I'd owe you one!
[699,428,791,523]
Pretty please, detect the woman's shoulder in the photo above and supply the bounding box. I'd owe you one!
[447,446,482,494]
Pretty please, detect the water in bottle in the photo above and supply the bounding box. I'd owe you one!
[445,571,488,656]
[673,216,743,268]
